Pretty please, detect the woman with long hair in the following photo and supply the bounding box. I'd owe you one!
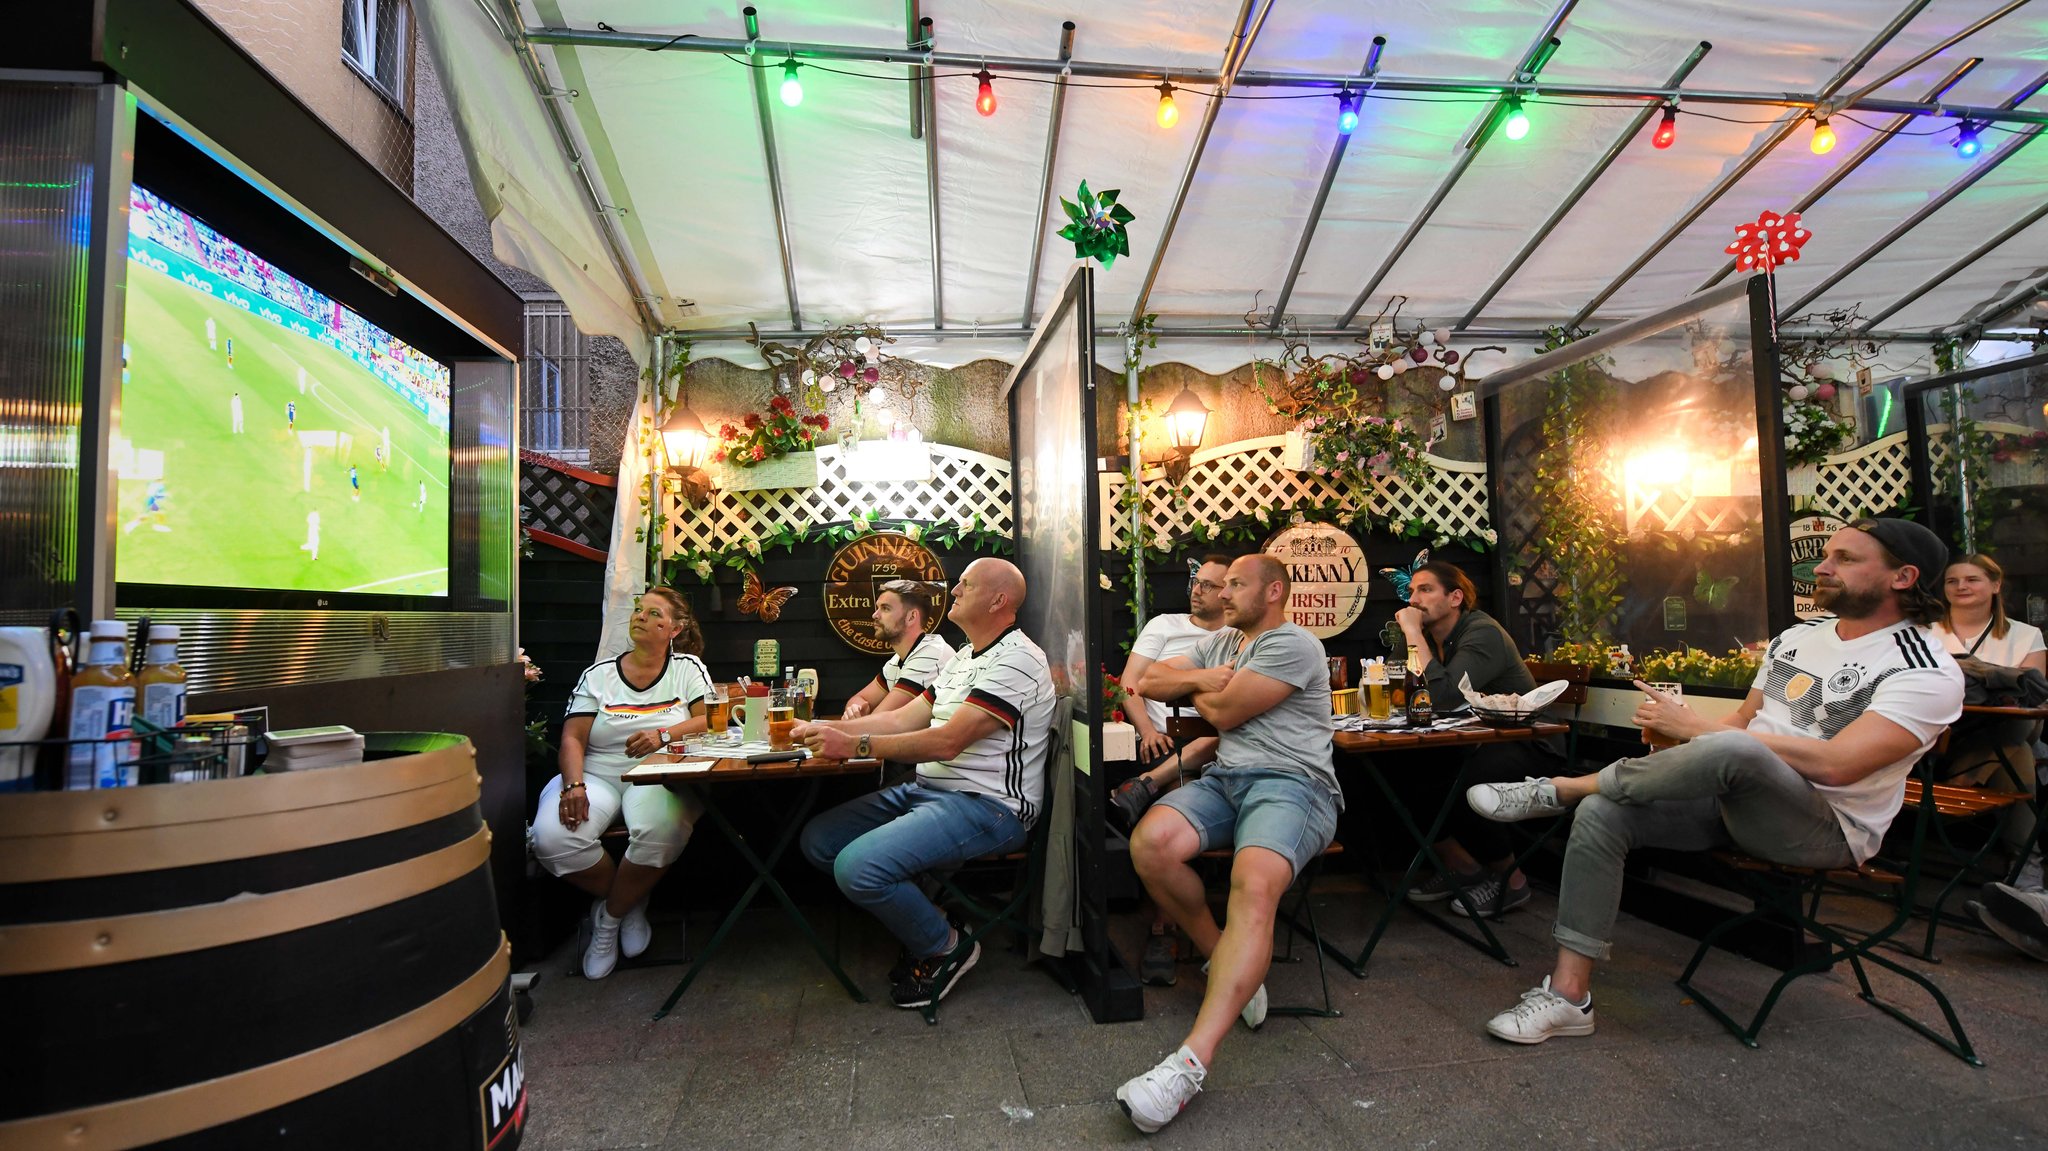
[532,587,715,979]
[1936,554,2046,674]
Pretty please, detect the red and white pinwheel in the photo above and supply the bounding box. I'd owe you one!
[1727,210,1812,274]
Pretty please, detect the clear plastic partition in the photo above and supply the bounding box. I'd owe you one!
[1909,352,2048,632]
[1483,278,1786,686]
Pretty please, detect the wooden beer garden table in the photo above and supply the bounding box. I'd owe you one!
[626,747,882,1018]
[1328,720,1572,976]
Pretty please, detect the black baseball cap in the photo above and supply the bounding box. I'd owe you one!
[1847,517,1948,597]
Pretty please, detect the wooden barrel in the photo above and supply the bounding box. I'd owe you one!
[0,733,525,1151]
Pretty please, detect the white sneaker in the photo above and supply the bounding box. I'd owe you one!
[582,900,621,980]
[1467,777,1566,823]
[620,899,653,959]
[1484,976,1595,1044]
[1201,960,1267,1030]
[1116,1045,1206,1133]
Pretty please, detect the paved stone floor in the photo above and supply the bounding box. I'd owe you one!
[517,878,2048,1150]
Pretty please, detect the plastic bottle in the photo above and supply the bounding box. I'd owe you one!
[0,626,57,791]
[67,620,137,790]
[138,624,188,731]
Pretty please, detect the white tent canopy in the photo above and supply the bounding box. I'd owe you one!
[421,0,2048,372]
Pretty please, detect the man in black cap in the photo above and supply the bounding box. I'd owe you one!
[1462,518,1964,1044]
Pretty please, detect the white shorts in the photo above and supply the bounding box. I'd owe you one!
[531,773,702,874]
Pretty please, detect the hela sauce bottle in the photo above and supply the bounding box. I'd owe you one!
[0,626,57,791]
[139,624,188,731]
[67,620,137,790]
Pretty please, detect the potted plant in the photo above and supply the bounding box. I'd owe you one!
[712,395,829,490]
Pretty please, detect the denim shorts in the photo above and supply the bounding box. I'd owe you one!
[1155,764,1340,880]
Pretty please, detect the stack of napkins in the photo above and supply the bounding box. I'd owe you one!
[266,725,366,770]
[1458,675,1569,720]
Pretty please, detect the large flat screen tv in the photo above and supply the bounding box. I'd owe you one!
[117,183,452,598]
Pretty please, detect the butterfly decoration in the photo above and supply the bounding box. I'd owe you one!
[1379,548,1430,602]
[737,567,798,623]
[1694,570,1740,611]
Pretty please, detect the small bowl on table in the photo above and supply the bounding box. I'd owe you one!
[1468,704,1548,729]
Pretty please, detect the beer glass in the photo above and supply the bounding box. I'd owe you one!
[707,687,734,741]
[767,705,797,751]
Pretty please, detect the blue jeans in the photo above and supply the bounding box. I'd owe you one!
[800,782,1028,959]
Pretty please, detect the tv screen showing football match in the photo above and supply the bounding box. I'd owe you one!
[117,185,452,597]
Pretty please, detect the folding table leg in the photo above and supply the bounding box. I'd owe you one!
[654,780,868,1020]
[1333,760,1517,978]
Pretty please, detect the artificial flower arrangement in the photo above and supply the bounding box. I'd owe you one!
[1781,399,1855,468]
[717,394,829,467]
[1637,646,1763,689]
[1299,412,1434,489]
[1991,428,2048,463]
[1101,666,1130,722]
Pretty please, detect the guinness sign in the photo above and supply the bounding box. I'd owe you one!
[824,532,951,655]
[1263,522,1369,639]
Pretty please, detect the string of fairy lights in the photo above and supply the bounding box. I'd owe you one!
[737,53,2023,159]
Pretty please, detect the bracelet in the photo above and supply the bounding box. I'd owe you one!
[561,780,586,793]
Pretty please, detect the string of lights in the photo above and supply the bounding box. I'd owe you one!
[723,50,2024,162]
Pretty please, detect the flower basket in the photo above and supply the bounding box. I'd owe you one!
[1987,456,2048,490]
[1283,427,1318,473]
[1785,464,1820,497]
[711,450,820,491]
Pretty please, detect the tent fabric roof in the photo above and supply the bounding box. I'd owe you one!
[423,0,2048,370]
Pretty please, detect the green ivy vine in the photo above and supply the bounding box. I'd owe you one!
[1528,326,1626,647]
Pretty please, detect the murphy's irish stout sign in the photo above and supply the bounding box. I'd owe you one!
[823,532,950,655]
[1263,521,1368,639]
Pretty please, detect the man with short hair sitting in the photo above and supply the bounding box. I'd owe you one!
[1115,554,1338,1132]
[1465,519,1963,1043]
[841,579,955,719]
[795,558,1054,1009]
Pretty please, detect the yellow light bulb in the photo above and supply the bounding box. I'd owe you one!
[1156,83,1179,129]
[1810,117,1836,155]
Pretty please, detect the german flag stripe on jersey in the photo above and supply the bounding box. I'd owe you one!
[605,699,683,715]
[966,688,1021,727]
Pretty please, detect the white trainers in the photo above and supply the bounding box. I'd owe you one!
[1116,1045,1206,1133]
[1468,777,1566,823]
[1484,976,1595,1044]
[582,900,621,980]
[620,898,653,959]
[1201,960,1267,1030]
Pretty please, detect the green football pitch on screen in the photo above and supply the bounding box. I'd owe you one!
[116,260,452,596]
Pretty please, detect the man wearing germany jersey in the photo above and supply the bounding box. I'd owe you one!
[841,578,955,719]
[796,558,1054,1009]
[1465,518,1964,1044]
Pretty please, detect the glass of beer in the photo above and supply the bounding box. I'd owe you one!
[707,687,734,741]
[1643,681,1684,751]
[1364,661,1391,721]
[767,704,797,751]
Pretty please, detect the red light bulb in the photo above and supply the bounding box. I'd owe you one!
[1652,105,1677,150]
[974,69,997,117]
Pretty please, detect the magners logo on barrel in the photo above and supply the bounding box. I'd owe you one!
[824,531,950,655]
[1263,522,1369,639]
[1789,513,1845,621]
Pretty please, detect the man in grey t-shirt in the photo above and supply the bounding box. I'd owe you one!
[1115,554,1337,1134]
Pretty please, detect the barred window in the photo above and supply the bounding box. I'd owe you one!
[523,302,591,464]
[343,0,412,109]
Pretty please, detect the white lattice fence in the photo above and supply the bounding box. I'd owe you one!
[1098,434,1490,551]
[1810,432,1913,518]
[659,443,1012,557]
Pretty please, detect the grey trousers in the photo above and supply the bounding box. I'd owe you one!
[1554,730,1855,961]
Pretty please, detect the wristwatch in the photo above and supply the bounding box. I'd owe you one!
[856,734,872,759]
[657,728,671,750]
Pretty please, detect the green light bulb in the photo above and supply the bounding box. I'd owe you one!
[1503,98,1529,141]
[780,61,802,107]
